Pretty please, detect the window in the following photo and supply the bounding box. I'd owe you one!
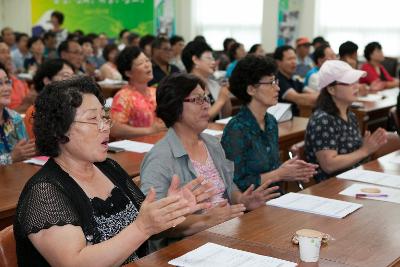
[192,0,263,51]
[316,0,400,57]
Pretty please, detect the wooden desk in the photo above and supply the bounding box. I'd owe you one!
[0,118,307,230]
[0,163,40,229]
[126,231,351,267]
[131,151,400,267]
[299,88,399,132]
[353,88,398,132]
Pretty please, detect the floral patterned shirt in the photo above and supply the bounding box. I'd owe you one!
[111,85,156,127]
[0,108,29,165]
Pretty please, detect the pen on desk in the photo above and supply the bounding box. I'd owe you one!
[288,151,304,190]
[356,194,388,198]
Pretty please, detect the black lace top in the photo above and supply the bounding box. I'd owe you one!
[14,158,147,267]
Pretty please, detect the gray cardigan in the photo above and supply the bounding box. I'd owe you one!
[140,127,238,202]
[140,128,239,251]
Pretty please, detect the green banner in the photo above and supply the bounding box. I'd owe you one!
[31,0,154,38]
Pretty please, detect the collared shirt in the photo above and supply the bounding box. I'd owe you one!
[305,109,363,182]
[360,62,394,84]
[221,106,281,192]
[225,60,238,78]
[296,56,314,78]
[11,49,31,72]
[140,127,238,252]
[276,71,304,116]
[304,66,320,91]
[0,108,29,165]
[148,63,180,87]
[140,127,237,202]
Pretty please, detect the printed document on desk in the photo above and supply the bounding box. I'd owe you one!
[337,169,400,189]
[267,192,362,218]
[168,242,297,267]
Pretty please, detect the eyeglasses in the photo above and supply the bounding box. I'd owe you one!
[0,79,12,87]
[183,95,211,105]
[73,117,113,132]
[256,79,279,86]
[201,56,215,62]
[68,50,83,55]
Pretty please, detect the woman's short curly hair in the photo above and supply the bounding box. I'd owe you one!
[116,46,142,81]
[156,73,205,128]
[229,55,277,104]
[34,76,104,157]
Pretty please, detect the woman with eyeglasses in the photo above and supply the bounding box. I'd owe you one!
[110,46,166,139]
[221,55,317,192]
[0,62,35,165]
[140,73,280,252]
[14,76,214,266]
[182,40,232,120]
[24,58,75,139]
[305,60,387,182]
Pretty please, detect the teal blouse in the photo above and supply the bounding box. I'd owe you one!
[221,106,281,192]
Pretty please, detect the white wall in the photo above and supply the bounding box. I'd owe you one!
[0,0,31,34]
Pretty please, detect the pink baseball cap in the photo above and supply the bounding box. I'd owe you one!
[318,60,366,90]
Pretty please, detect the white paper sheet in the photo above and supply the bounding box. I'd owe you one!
[267,103,292,122]
[168,242,297,267]
[202,129,223,136]
[388,155,400,164]
[267,192,362,218]
[357,93,383,102]
[97,79,127,86]
[108,140,153,153]
[337,169,400,189]
[24,156,49,166]
[215,117,232,125]
[339,183,400,204]
[105,97,113,107]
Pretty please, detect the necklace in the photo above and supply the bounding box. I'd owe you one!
[55,158,96,182]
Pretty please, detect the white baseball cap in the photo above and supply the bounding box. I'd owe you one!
[318,60,366,90]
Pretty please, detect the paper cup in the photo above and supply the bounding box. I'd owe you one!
[296,229,323,263]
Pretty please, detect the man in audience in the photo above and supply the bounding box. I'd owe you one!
[295,37,314,78]
[339,41,358,69]
[58,39,84,74]
[0,41,34,112]
[127,32,141,47]
[169,35,186,72]
[339,41,370,94]
[118,29,130,51]
[148,36,180,86]
[97,32,109,58]
[43,31,58,59]
[304,43,336,91]
[1,27,16,51]
[139,34,155,58]
[11,33,30,73]
[274,45,319,116]
[50,11,68,47]
[311,36,328,50]
[218,37,236,70]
